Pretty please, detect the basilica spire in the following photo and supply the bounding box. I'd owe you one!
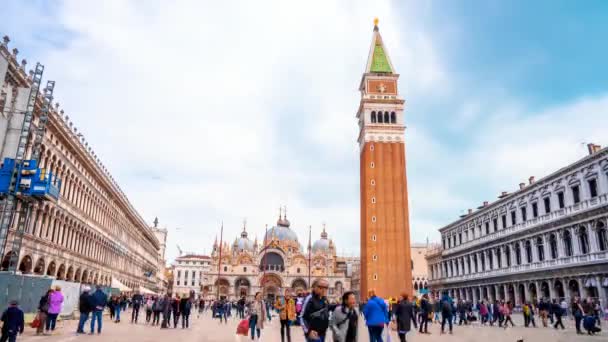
[365,18,395,74]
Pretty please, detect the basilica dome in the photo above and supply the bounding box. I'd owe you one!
[312,228,331,253]
[234,228,255,252]
[265,215,299,243]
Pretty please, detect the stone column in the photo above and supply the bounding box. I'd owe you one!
[523,282,532,301]
[557,229,566,257]
[548,279,556,301]
[493,248,499,269]
[589,222,600,253]
[596,276,607,310]
[571,227,581,256]
[531,238,539,263]
[510,243,517,266]
[503,284,510,302]
[513,282,521,305]
[577,278,586,299]
[27,207,38,235]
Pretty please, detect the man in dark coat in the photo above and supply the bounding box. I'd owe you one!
[1,300,24,342]
[393,294,417,342]
[131,291,143,324]
[160,294,172,329]
[418,294,431,333]
[77,287,93,333]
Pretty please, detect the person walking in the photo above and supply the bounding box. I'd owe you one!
[479,300,488,325]
[160,293,171,329]
[112,296,122,323]
[362,289,388,342]
[523,302,536,327]
[392,293,417,342]
[457,299,467,326]
[45,286,63,334]
[144,296,154,324]
[301,280,330,342]
[418,294,430,333]
[439,293,453,335]
[131,291,143,324]
[330,291,358,342]
[171,294,181,328]
[501,301,515,329]
[152,296,162,326]
[180,292,193,329]
[76,287,93,334]
[35,289,51,335]
[552,299,565,330]
[276,291,296,342]
[89,285,108,335]
[248,292,266,341]
[0,300,24,342]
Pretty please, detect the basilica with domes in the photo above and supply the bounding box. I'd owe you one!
[203,210,354,301]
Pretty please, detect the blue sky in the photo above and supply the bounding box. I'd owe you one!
[2,0,607,262]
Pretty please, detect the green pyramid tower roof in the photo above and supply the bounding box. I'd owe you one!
[370,43,392,73]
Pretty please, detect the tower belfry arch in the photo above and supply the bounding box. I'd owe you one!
[357,18,413,298]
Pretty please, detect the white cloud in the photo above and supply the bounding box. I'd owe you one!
[4,0,605,264]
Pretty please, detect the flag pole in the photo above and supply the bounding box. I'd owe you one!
[308,225,312,290]
[261,224,268,296]
[216,222,223,300]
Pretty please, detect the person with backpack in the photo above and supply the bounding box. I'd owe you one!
[89,285,108,335]
[330,291,358,342]
[1,300,24,342]
[439,293,453,335]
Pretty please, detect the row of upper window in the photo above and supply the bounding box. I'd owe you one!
[370,111,397,124]
[435,224,607,278]
[443,176,603,249]
[176,270,204,278]
[175,280,202,286]
[177,261,209,266]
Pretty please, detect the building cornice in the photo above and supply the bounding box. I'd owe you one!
[439,147,608,234]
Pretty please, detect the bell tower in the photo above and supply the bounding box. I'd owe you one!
[357,18,413,299]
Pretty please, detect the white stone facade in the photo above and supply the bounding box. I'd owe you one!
[427,145,608,308]
[172,255,212,297]
[0,37,160,291]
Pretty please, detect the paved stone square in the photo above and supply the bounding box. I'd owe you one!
[12,309,604,342]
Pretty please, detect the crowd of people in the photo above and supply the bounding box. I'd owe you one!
[0,282,606,341]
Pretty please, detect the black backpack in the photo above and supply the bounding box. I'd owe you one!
[442,300,452,313]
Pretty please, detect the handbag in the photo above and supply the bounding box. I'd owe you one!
[30,313,41,328]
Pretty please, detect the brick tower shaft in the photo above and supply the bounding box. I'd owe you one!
[357,19,413,299]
